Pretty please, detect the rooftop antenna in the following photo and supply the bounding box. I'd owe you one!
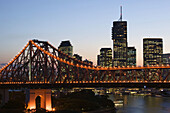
[119,6,122,21]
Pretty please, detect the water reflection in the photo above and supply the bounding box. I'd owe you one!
[109,95,170,113]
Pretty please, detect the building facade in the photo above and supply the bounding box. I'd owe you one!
[127,47,136,66]
[162,53,170,80]
[98,48,112,67]
[58,40,73,57]
[143,38,163,66]
[162,53,170,65]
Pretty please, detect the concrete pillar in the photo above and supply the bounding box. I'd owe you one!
[27,89,52,111]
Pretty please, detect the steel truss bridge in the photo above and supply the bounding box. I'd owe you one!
[0,40,170,88]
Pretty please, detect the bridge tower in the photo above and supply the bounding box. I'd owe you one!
[27,89,52,111]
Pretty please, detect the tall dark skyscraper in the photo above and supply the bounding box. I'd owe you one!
[112,6,127,67]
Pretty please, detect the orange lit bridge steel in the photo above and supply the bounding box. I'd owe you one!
[0,40,170,88]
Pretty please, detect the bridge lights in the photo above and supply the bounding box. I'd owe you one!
[52,108,55,111]
[80,65,83,68]
[84,66,87,69]
[96,67,99,70]
[87,66,91,69]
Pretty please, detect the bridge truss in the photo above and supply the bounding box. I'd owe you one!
[0,40,170,88]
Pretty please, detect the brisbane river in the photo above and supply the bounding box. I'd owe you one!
[108,94,170,113]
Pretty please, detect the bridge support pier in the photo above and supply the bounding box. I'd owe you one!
[0,89,9,107]
[27,89,52,111]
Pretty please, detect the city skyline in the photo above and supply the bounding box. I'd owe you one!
[1,0,170,66]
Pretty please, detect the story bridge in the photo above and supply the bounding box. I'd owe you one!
[0,40,170,88]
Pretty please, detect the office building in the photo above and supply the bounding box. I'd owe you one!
[58,40,73,57]
[98,48,112,67]
[112,6,127,67]
[143,38,163,66]
[127,47,136,66]
[162,53,170,80]
[162,53,170,65]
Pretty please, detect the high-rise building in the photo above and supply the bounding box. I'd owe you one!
[98,48,112,67]
[112,6,127,67]
[162,53,170,65]
[143,38,163,66]
[127,47,136,66]
[58,40,73,57]
[162,53,170,80]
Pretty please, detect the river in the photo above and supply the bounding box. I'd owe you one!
[108,94,170,113]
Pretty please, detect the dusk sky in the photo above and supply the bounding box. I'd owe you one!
[1,0,170,66]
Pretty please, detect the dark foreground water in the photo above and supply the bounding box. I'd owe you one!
[109,94,170,113]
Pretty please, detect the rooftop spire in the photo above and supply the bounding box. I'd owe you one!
[119,6,122,21]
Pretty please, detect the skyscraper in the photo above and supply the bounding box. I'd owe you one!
[127,47,136,66]
[162,53,170,65]
[143,38,163,66]
[98,48,112,67]
[162,53,170,80]
[112,6,127,67]
[58,40,73,57]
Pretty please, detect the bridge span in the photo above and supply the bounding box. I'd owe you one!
[0,40,169,88]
